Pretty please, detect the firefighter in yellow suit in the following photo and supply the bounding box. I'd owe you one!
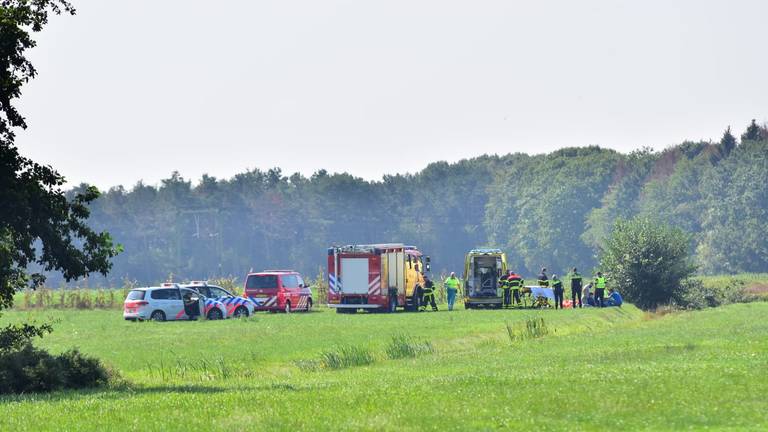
[421,275,438,311]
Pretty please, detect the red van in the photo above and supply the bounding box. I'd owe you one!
[244,270,313,313]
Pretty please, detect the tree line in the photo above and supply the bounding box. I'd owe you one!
[63,120,768,286]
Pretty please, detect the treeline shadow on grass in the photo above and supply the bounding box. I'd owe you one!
[0,384,230,404]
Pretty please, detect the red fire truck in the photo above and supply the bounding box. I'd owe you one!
[327,243,430,313]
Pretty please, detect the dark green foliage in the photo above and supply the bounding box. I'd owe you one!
[697,140,768,273]
[741,119,762,142]
[719,126,737,156]
[0,322,53,353]
[599,217,697,309]
[0,344,111,394]
[0,1,120,311]
[52,132,767,287]
[675,278,758,310]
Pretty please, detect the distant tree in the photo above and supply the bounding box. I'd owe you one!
[741,119,761,141]
[719,126,737,156]
[598,217,697,309]
[0,1,120,314]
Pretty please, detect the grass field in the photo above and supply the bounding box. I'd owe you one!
[1,303,767,431]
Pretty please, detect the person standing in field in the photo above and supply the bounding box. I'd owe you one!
[499,270,512,308]
[537,267,549,287]
[551,274,564,309]
[444,272,461,311]
[569,267,583,308]
[594,272,607,307]
[507,270,524,307]
[421,275,438,311]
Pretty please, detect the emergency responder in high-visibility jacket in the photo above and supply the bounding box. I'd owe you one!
[537,267,549,287]
[569,267,583,308]
[444,272,461,311]
[594,272,607,307]
[507,271,524,307]
[552,274,564,309]
[421,275,438,312]
[499,271,512,308]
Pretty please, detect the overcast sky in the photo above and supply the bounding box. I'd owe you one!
[15,0,768,189]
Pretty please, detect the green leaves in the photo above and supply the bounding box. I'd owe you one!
[599,217,697,309]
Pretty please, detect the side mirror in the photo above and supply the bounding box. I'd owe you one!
[425,256,431,272]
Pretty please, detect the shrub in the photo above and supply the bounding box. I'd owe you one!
[599,217,697,309]
[675,277,759,309]
[0,344,112,394]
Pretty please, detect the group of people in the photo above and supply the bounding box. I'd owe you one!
[420,269,623,312]
[500,267,623,309]
[420,272,462,312]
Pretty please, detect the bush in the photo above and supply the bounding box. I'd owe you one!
[599,217,697,309]
[0,344,112,394]
[675,277,759,309]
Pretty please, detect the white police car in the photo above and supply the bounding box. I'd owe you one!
[182,281,256,318]
[123,283,228,321]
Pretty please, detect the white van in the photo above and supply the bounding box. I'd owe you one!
[123,283,228,321]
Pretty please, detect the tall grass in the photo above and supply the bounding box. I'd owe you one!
[19,288,123,310]
[319,345,375,370]
[506,316,550,344]
[385,334,435,359]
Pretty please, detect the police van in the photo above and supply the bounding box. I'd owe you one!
[183,281,256,318]
[123,283,228,321]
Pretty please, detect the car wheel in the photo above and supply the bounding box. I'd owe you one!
[207,307,223,320]
[305,298,312,312]
[150,310,166,321]
[284,301,291,314]
[232,306,248,318]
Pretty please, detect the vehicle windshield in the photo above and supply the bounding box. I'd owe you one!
[208,287,232,297]
[126,290,145,300]
[246,274,278,289]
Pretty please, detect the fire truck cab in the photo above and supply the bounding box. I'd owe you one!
[463,248,507,309]
[327,243,430,313]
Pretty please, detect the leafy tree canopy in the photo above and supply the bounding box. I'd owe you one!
[0,0,120,312]
[598,217,697,309]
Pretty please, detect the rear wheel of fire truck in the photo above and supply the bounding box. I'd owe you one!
[283,301,291,314]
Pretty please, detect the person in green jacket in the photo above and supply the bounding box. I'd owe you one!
[594,272,607,307]
[444,272,461,311]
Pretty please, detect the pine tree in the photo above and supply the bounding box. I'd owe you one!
[741,119,761,141]
[719,126,737,156]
